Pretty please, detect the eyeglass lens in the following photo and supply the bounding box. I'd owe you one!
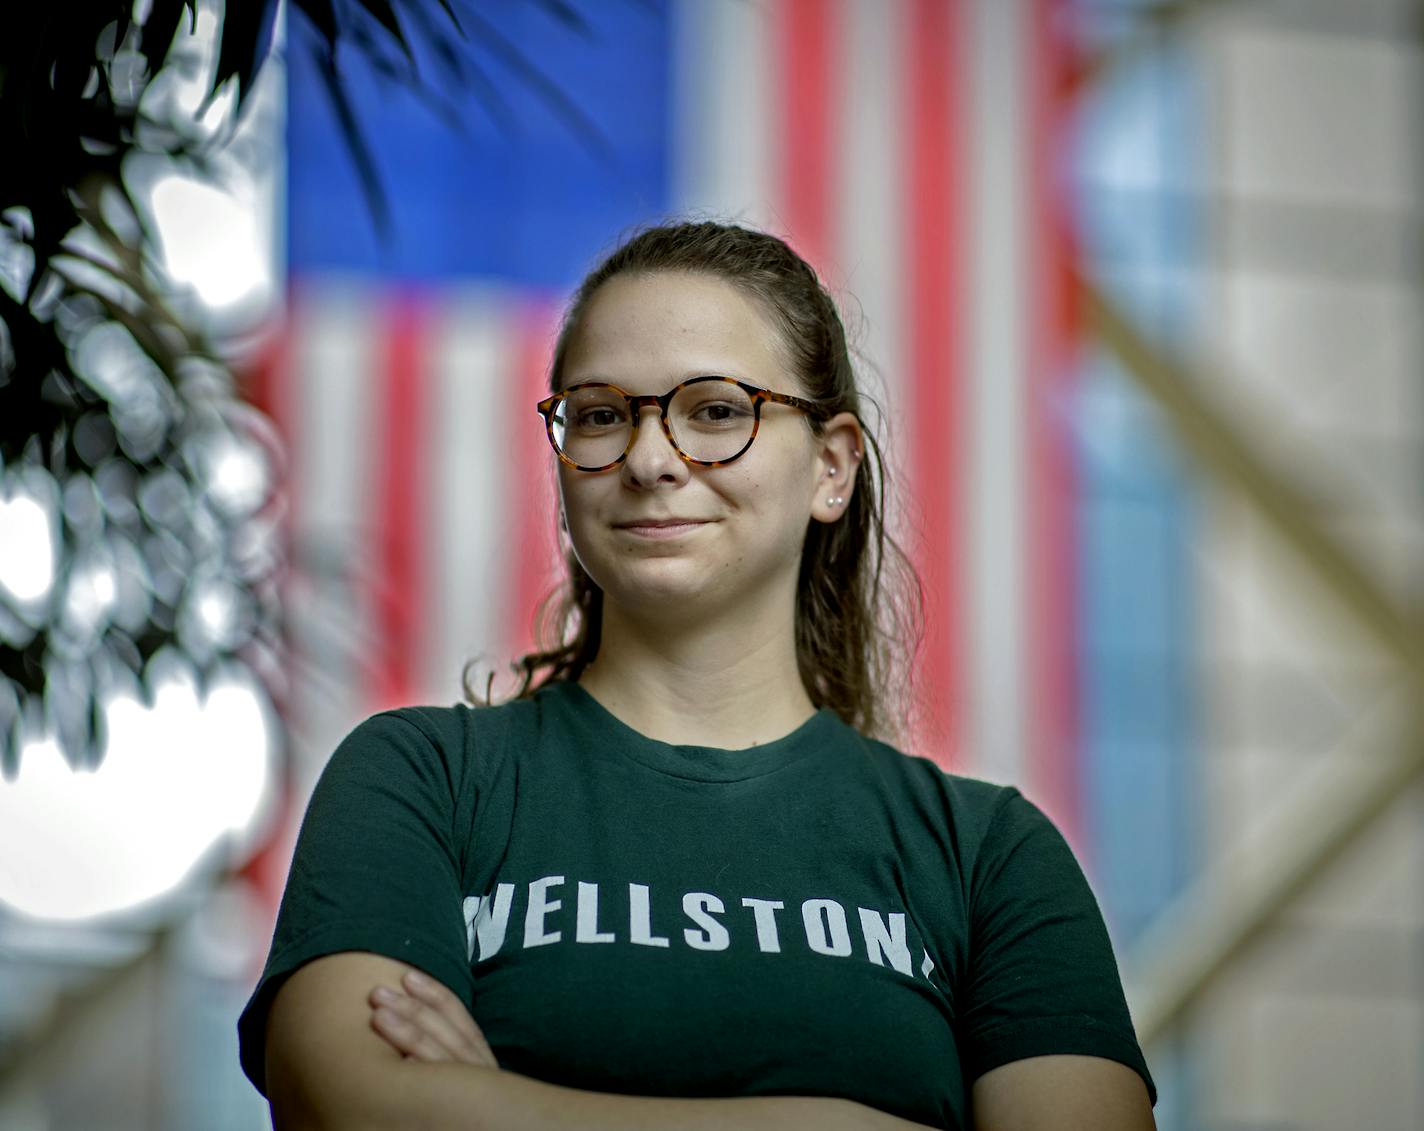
[551,383,757,466]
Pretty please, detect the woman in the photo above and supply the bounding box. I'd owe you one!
[238,222,1158,1130]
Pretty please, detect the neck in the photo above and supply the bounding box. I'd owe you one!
[576,595,816,749]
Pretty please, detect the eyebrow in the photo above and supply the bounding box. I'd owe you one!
[561,371,755,392]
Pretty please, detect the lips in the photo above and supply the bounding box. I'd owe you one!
[613,518,713,539]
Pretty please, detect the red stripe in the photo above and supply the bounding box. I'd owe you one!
[1026,0,1085,850]
[775,0,839,275]
[506,300,564,665]
[240,312,292,444]
[368,292,429,711]
[904,0,965,765]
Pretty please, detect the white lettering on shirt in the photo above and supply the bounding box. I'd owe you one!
[576,880,615,943]
[740,897,785,953]
[524,875,564,948]
[629,882,670,947]
[463,896,480,962]
[469,878,930,982]
[802,898,853,957]
[859,907,912,975]
[682,892,730,951]
[467,883,515,962]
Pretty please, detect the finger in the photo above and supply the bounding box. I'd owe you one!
[370,1005,454,1063]
[399,972,497,1065]
[400,970,477,1039]
[371,999,497,1069]
[368,986,473,1063]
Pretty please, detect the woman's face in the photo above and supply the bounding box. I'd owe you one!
[555,270,856,628]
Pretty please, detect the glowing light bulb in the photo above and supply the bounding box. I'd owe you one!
[147,174,271,310]
[0,669,276,922]
[0,489,56,604]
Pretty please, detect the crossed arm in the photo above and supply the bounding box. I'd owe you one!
[263,951,1155,1131]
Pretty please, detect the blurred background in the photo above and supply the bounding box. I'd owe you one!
[1,0,1420,1128]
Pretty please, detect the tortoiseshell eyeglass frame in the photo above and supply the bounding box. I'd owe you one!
[536,375,829,472]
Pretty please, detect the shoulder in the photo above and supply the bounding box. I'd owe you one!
[850,729,1027,839]
[356,703,468,749]
[301,704,490,820]
[330,692,544,781]
[328,704,471,778]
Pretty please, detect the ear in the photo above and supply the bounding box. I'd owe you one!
[810,411,865,525]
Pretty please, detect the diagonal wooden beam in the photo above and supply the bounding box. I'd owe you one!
[1082,278,1424,678]
[1125,696,1424,1044]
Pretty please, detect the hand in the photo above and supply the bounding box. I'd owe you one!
[367,968,498,1069]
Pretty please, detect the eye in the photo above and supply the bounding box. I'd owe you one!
[686,399,754,427]
[573,406,626,429]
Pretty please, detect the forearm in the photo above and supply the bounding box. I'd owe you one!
[320,1061,939,1131]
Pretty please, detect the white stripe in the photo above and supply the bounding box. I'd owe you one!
[422,288,518,705]
[964,0,1029,785]
[289,281,381,770]
[671,0,776,225]
[835,0,922,705]
[837,0,909,448]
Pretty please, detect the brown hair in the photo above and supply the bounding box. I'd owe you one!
[464,221,924,742]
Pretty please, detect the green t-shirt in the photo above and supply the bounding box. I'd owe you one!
[238,680,1156,1129]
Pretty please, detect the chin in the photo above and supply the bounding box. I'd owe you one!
[593,558,724,613]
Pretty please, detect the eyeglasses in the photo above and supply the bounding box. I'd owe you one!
[536,375,827,472]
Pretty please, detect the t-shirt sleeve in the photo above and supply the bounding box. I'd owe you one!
[236,709,475,1098]
[959,787,1157,1108]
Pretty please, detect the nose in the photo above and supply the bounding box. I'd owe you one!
[621,404,688,488]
